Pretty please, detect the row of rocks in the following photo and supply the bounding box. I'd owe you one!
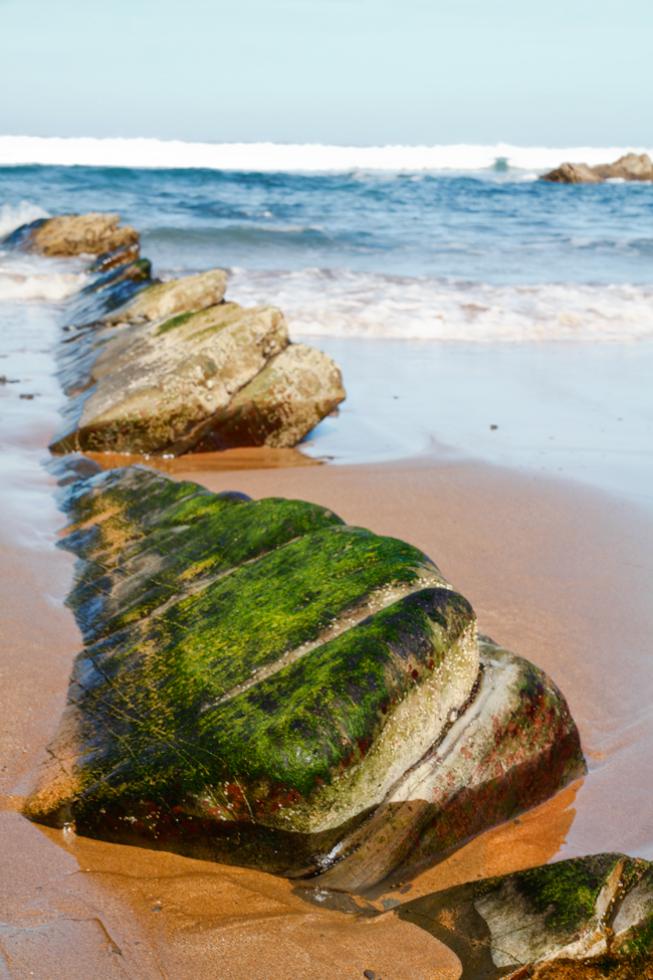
[10,214,649,974]
[541,152,653,184]
[3,212,345,455]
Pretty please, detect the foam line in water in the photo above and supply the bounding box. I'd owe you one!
[227,267,653,342]
[1,135,652,173]
[0,270,85,302]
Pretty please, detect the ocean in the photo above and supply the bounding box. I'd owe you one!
[1,139,652,501]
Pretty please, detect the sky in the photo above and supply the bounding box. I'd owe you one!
[1,0,651,146]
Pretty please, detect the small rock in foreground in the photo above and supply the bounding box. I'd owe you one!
[398,853,653,978]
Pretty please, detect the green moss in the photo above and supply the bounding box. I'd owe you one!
[56,467,461,822]
[156,310,196,335]
[513,855,622,933]
[71,586,470,815]
[201,588,472,794]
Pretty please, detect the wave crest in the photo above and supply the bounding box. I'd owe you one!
[1,135,652,173]
[0,200,49,238]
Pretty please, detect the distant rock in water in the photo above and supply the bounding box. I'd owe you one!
[542,152,653,184]
[398,853,653,977]
[24,466,585,889]
[3,210,345,454]
[2,212,139,256]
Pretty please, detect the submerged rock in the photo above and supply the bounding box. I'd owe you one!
[398,853,653,977]
[2,212,139,256]
[25,467,584,888]
[50,302,345,455]
[542,152,653,184]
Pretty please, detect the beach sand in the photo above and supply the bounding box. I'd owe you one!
[2,440,653,977]
[2,263,652,979]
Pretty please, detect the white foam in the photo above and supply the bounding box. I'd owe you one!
[0,200,49,238]
[1,135,651,173]
[0,272,84,302]
[227,267,653,342]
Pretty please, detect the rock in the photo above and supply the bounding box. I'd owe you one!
[90,243,142,274]
[24,467,584,888]
[540,162,602,184]
[104,268,228,324]
[2,212,139,256]
[541,152,653,184]
[398,853,653,978]
[594,152,653,182]
[50,302,345,455]
[199,343,346,449]
[317,637,584,891]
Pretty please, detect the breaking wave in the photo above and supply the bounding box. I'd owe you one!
[0,269,85,302]
[227,267,653,342]
[0,200,49,238]
[1,135,652,173]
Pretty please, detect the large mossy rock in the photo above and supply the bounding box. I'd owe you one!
[25,467,584,888]
[50,301,346,455]
[2,212,139,256]
[398,854,653,978]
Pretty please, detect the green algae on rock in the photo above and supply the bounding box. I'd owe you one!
[25,467,584,888]
[398,853,653,978]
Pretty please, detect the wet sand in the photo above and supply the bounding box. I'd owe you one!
[2,258,652,979]
[3,443,653,977]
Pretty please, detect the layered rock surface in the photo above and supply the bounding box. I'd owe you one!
[542,152,653,184]
[3,210,345,454]
[25,467,584,888]
[2,212,140,256]
[51,299,345,454]
[399,853,653,977]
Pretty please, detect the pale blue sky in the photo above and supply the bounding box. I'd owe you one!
[1,0,651,145]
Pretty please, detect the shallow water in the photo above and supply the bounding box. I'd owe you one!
[299,335,653,510]
[2,161,653,344]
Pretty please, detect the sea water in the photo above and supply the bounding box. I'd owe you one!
[1,141,652,504]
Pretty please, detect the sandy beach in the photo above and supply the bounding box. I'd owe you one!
[1,188,652,976]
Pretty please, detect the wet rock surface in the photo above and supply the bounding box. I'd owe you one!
[398,853,653,978]
[104,268,228,325]
[2,212,140,256]
[542,152,653,184]
[4,210,345,454]
[25,466,584,889]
